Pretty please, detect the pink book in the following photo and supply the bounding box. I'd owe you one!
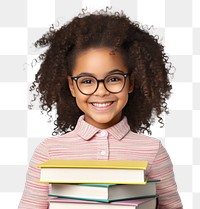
[49,197,157,209]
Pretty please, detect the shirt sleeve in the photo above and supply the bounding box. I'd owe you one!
[18,139,50,209]
[148,141,183,209]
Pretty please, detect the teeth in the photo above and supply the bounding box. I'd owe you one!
[92,102,112,107]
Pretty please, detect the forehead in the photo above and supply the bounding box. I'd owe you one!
[72,47,127,76]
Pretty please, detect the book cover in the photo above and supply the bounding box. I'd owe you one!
[38,159,148,170]
[49,197,157,209]
[38,160,148,184]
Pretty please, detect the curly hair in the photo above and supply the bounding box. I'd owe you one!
[30,10,173,136]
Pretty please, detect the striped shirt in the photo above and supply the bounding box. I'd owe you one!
[18,115,183,209]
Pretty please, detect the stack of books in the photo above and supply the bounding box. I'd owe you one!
[38,159,159,209]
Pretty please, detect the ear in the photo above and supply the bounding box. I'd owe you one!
[128,85,134,93]
[128,76,134,93]
[67,76,76,97]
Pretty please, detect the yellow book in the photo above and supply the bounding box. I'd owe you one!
[38,160,148,184]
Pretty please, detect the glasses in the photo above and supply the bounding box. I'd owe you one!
[71,72,130,95]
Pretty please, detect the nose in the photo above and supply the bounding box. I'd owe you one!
[93,81,109,96]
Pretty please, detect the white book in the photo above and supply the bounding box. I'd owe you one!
[49,180,159,202]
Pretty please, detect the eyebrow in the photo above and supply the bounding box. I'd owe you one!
[76,69,125,77]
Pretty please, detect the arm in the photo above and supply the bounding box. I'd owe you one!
[18,140,50,209]
[148,142,183,209]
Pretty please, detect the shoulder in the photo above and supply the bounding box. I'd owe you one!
[125,131,163,157]
[41,130,79,146]
[126,130,161,145]
[33,130,83,158]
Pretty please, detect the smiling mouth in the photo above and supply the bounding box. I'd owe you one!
[91,102,114,108]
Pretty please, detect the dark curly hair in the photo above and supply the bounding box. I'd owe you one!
[30,10,173,136]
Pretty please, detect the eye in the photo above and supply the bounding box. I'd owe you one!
[109,77,121,82]
[81,79,93,84]
[106,75,123,83]
[79,77,96,85]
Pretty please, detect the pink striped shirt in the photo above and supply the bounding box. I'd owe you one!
[18,115,183,209]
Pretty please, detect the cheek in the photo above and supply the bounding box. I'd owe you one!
[74,93,88,109]
[117,91,129,109]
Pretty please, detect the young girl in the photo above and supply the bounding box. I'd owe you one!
[19,10,183,209]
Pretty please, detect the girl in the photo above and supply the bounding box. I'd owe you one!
[19,10,183,209]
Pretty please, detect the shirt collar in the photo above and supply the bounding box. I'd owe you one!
[74,115,130,141]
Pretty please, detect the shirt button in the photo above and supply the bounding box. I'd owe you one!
[100,150,106,155]
[100,130,107,137]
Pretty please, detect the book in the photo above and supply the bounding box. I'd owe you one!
[49,197,157,209]
[49,180,159,202]
[38,159,148,184]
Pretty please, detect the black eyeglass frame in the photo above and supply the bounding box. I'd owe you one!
[71,72,130,95]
